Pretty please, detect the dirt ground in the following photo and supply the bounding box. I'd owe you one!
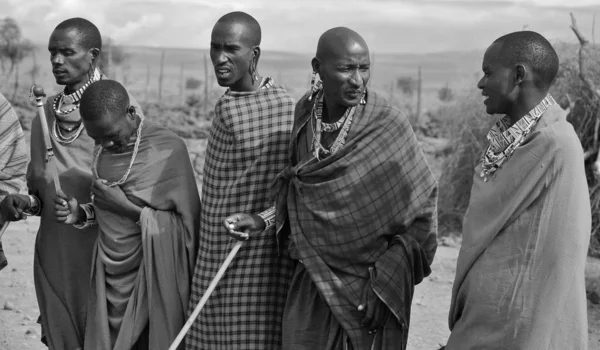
[0,218,599,350]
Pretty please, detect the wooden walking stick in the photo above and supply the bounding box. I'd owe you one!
[168,239,244,350]
[31,85,62,194]
[0,222,9,241]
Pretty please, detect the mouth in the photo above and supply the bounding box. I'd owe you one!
[215,67,232,78]
[53,70,67,77]
[346,90,363,98]
[481,93,489,104]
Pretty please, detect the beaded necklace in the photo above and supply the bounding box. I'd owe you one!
[311,90,356,160]
[51,69,101,145]
[90,117,144,202]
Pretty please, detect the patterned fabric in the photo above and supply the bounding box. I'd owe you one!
[0,93,28,200]
[274,90,438,349]
[186,79,295,350]
[480,94,556,181]
[0,92,28,272]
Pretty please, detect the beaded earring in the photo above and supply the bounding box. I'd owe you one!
[308,72,321,101]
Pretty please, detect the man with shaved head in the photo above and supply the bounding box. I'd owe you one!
[54,79,200,349]
[0,17,144,349]
[185,11,295,350]
[227,27,438,349]
[444,31,590,349]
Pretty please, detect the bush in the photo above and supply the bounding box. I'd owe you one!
[436,90,494,235]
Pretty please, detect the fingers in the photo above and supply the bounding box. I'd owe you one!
[54,196,68,206]
[55,188,68,200]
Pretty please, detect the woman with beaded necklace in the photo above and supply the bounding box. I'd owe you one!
[0,17,143,350]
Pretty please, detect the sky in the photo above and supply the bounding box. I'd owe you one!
[3,0,600,54]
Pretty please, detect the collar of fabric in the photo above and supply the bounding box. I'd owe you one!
[480,94,556,181]
[486,94,556,153]
[61,68,102,105]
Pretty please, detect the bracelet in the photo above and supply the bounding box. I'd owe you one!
[23,195,41,216]
[73,203,96,229]
[257,206,276,230]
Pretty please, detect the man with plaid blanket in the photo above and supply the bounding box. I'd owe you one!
[227,27,438,349]
[185,11,296,350]
[0,92,28,271]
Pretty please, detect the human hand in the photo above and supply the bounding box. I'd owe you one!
[53,188,81,225]
[0,194,31,222]
[223,213,266,241]
[358,267,389,334]
[91,179,129,213]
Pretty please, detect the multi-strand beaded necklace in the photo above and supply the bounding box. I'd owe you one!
[52,68,102,145]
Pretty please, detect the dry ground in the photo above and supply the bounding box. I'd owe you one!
[1,219,599,349]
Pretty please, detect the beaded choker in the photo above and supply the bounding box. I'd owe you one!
[52,68,102,116]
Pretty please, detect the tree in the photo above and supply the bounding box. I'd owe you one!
[99,36,128,78]
[396,77,415,96]
[438,83,454,102]
[0,17,34,97]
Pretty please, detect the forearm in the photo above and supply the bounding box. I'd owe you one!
[73,203,97,229]
[257,206,276,231]
[23,194,42,216]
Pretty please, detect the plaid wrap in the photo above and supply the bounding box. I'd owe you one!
[186,82,295,350]
[274,90,438,349]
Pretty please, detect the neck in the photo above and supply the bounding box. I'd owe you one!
[323,98,347,124]
[506,90,548,125]
[230,74,262,92]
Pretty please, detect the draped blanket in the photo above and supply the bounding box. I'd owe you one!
[446,104,591,350]
[0,92,28,271]
[186,83,295,350]
[27,88,142,350]
[84,122,200,350]
[274,91,438,349]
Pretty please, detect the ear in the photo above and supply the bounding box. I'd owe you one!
[311,57,320,75]
[88,48,100,65]
[252,46,261,61]
[514,64,526,86]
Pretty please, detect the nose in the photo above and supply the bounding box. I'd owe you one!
[212,50,227,66]
[51,53,64,66]
[349,68,363,87]
[477,76,485,90]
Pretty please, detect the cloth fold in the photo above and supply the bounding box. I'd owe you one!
[275,90,438,349]
[84,122,200,350]
[186,81,295,350]
[0,92,27,272]
[446,104,591,350]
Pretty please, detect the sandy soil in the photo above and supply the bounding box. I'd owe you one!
[0,219,599,349]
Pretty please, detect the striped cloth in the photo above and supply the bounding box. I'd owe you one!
[186,80,295,350]
[274,90,438,349]
[0,93,28,200]
[0,92,28,271]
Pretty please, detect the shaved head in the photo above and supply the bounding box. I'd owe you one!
[54,17,102,51]
[316,27,369,64]
[492,30,558,89]
[80,80,128,123]
[311,27,371,115]
[215,11,261,47]
[210,11,263,91]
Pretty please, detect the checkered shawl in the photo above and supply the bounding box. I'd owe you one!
[274,90,438,349]
[186,82,295,350]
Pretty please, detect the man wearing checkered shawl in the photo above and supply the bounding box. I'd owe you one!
[0,92,28,271]
[227,27,438,350]
[185,12,295,350]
